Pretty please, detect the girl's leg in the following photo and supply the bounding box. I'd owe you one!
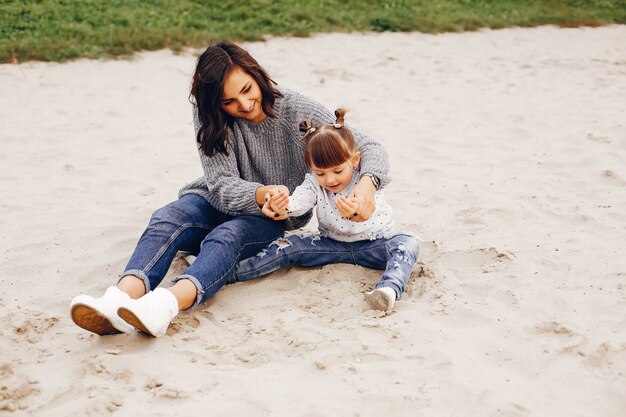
[170,215,288,307]
[377,234,419,297]
[352,234,419,299]
[234,234,352,282]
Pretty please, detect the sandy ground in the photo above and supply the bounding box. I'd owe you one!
[1,25,625,416]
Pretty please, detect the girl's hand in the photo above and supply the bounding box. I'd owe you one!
[261,198,289,220]
[336,196,359,219]
[260,185,290,221]
[347,176,376,222]
[268,186,289,215]
[256,184,289,208]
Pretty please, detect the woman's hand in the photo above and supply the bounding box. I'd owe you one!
[257,185,290,220]
[336,196,359,219]
[261,199,289,220]
[347,176,377,222]
[256,185,288,207]
[267,186,289,215]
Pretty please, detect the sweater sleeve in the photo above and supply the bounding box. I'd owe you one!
[193,107,262,216]
[288,90,391,189]
[351,127,391,189]
[286,174,318,217]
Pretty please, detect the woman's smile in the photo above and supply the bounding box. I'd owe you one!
[221,66,266,123]
[240,101,256,114]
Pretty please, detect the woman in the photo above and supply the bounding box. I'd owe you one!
[70,41,390,337]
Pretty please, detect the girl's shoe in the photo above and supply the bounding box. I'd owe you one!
[117,288,179,337]
[70,286,136,335]
[365,287,397,311]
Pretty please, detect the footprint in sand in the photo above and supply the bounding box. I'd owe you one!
[586,133,611,143]
[583,342,626,379]
[600,169,626,187]
[169,314,202,335]
[438,246,515,276]
[0,363,40,412]
[403,262,431,299]
[531,321,588,356]
[531,322,626,378]
[11,311,60,344]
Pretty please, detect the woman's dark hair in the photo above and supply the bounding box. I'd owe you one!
[190,41,283,156]
[300,108,356,169]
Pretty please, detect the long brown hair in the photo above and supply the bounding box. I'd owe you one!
[300,108,356,169]
[189,41,283,156]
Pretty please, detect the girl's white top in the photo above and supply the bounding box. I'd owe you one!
[286,169,395,242]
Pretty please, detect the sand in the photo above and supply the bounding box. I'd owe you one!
[0,25,625,416]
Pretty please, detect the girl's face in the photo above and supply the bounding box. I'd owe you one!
[221,66,265,123]
[311,152,361,193]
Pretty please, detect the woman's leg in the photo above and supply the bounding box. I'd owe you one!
[114,215,287,337]
[170,216,287,307]
[234,234,353,282]
[71,194,230,335]
[119,194,232,297]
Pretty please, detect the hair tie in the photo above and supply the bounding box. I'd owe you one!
[334,108,347,128]
[299,119,315,134]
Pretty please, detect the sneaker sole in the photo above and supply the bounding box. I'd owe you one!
[117,307,156,337]
[71,303,121,335]
[365,291,390,311]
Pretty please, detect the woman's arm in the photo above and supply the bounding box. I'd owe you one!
[351,128,390,189]
[199,150,265,216]
[347,176,377,222]
[193,107,266,216]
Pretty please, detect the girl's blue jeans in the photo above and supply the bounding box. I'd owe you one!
[234,233,419,299]
[121,194,286,307]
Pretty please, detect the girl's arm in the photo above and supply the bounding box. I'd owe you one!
[286,174,318,217]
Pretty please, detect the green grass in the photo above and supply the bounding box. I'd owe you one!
[1,0,625,63]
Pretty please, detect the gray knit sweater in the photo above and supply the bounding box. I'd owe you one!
[179,87,390,230]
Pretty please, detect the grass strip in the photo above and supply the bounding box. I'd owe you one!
[1,0,625,63]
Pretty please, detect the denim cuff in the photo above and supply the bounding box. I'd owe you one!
[119,269,150,294]
[170,274,204,309]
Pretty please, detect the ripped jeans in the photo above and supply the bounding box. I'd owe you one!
[235,233,419,299]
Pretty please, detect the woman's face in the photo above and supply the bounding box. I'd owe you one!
[221,66,266,123]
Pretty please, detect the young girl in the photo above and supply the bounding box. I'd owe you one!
[235,109,419,311]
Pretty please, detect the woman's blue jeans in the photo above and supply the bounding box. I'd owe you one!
[121,194,286,307]
[234,233,419,299]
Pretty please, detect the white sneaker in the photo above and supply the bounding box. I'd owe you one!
[365,287,397,311]
[70,286,136,335]
[117,288,179,337]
